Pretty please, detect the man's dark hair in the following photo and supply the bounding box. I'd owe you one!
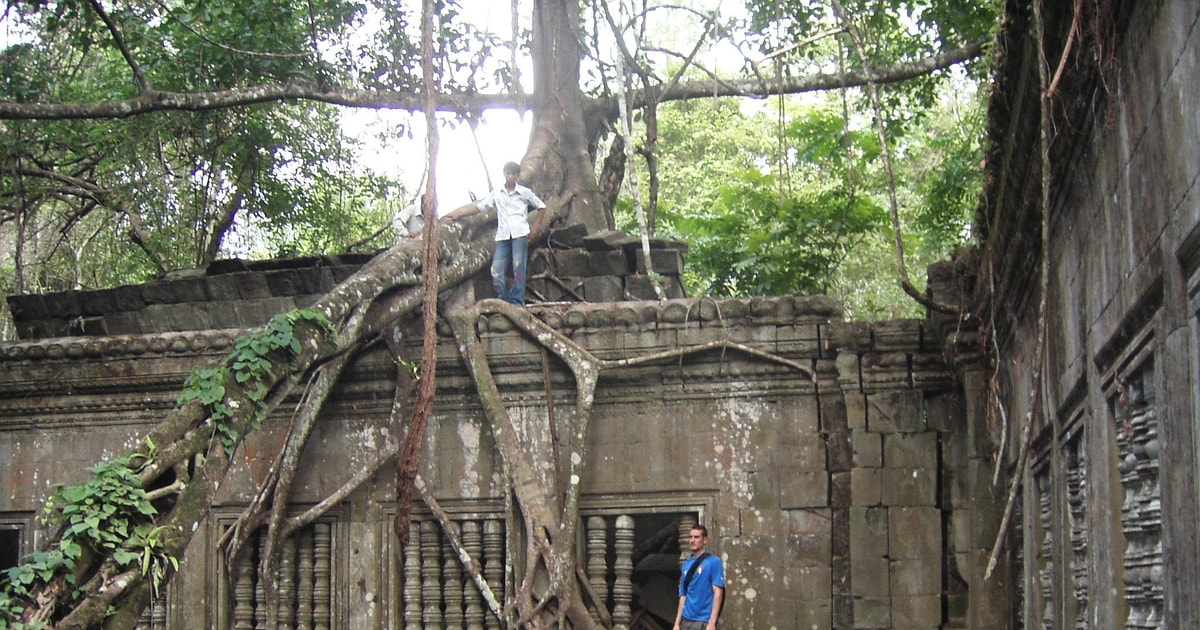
[691,524,708,537]
[503,161,521,175]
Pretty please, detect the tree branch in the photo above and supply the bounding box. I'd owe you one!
[0,44,983,121]
[86,0,150,93]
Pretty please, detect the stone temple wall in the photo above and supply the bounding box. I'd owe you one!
[980,0,1200,627]
[0,263,1001,629]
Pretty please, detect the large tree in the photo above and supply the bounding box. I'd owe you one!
[0,0,994,627]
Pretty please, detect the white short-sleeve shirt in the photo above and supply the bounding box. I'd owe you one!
[478,184,546,241]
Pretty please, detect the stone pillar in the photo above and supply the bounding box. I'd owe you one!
[462,520,486,630]
[401,522,422,630]
[420,520,443,627]
[612,515,634,629]
[586,516,610,623]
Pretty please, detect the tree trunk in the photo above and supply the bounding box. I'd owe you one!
[525,0,613,234]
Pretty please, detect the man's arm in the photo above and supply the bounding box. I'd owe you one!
[444,202,480,221]
[673,595,686,630]
[705,585,723,629]
[528,207,544,238]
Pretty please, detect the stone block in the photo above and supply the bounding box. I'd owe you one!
[587,250,629,276]
[851,468,882,506]
[103,311,143,335]
[852,596,891,628]
[849,507,888,559]
[263,269,304,296]
[871,319,924,351]
[890,595,942,627]
[926,391,964,433]
[883,432,938,468]
[942,424,969,470]
[169,276,211,302]
[748,295,794,323]
[111,285,147,312]
[832,594,853,629]
[79,288,118,316]
[582,276,624,302]
[889,557,940,597]
[850,556,890,597]
[788,509,832,566]
[204,274,241,301]
[635,248,684,274]
[792,295,843,323]
[820,396,849,434]
[785,435,827,469]
[826,430,852,472]
[140,280,178,305]
[773,323,821,357]
[835,350,864,391]
[581,229,636,250]
[297,267,337,294]
[866,390,924,433]
[860,351,914,391]
[329,264,359,284]
[888,507,940,560]
[624,274,659,300]
[796,597,832,630]
[881,467,937,506]
[658,275,685,299]
[779,468,828,509]
[793,565,833,599]
[547,223,588,248]
[852,430,881,467]
[845,392,868,431]
[739,505,791,537]
[206,258,248,274]
[830,471,851,508]
[41,291,81,318]
[139,304,186,332]
[6,294,48,320]
[827,321,871,349]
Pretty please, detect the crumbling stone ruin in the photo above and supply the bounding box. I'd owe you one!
[2,0,1198,628]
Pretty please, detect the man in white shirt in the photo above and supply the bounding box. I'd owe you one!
[392,194,425,239]
[446,162,546,305]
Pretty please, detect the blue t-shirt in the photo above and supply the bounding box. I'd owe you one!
[679,552,725,622]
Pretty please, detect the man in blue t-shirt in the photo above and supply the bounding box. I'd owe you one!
[674,524,725,630]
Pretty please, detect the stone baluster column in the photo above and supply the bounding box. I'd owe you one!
[233,546,256,630]
[443,521,465,629]
[482,519,505,629]
[297,529,314,630]
[421,520,443,626]
[586,516,609,624]
[402,522,423,630]
[313,523,331,630]
[255,537,269,630]
[462,520,486,630]
[278,535,297,629]
[612,515,635,629]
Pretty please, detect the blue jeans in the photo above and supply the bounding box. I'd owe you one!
[491,236,528,305]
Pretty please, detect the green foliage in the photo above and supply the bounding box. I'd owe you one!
[677,169,886,296]
[641,85,982,319]
[177,308,334,453]
[0,439,171,628]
